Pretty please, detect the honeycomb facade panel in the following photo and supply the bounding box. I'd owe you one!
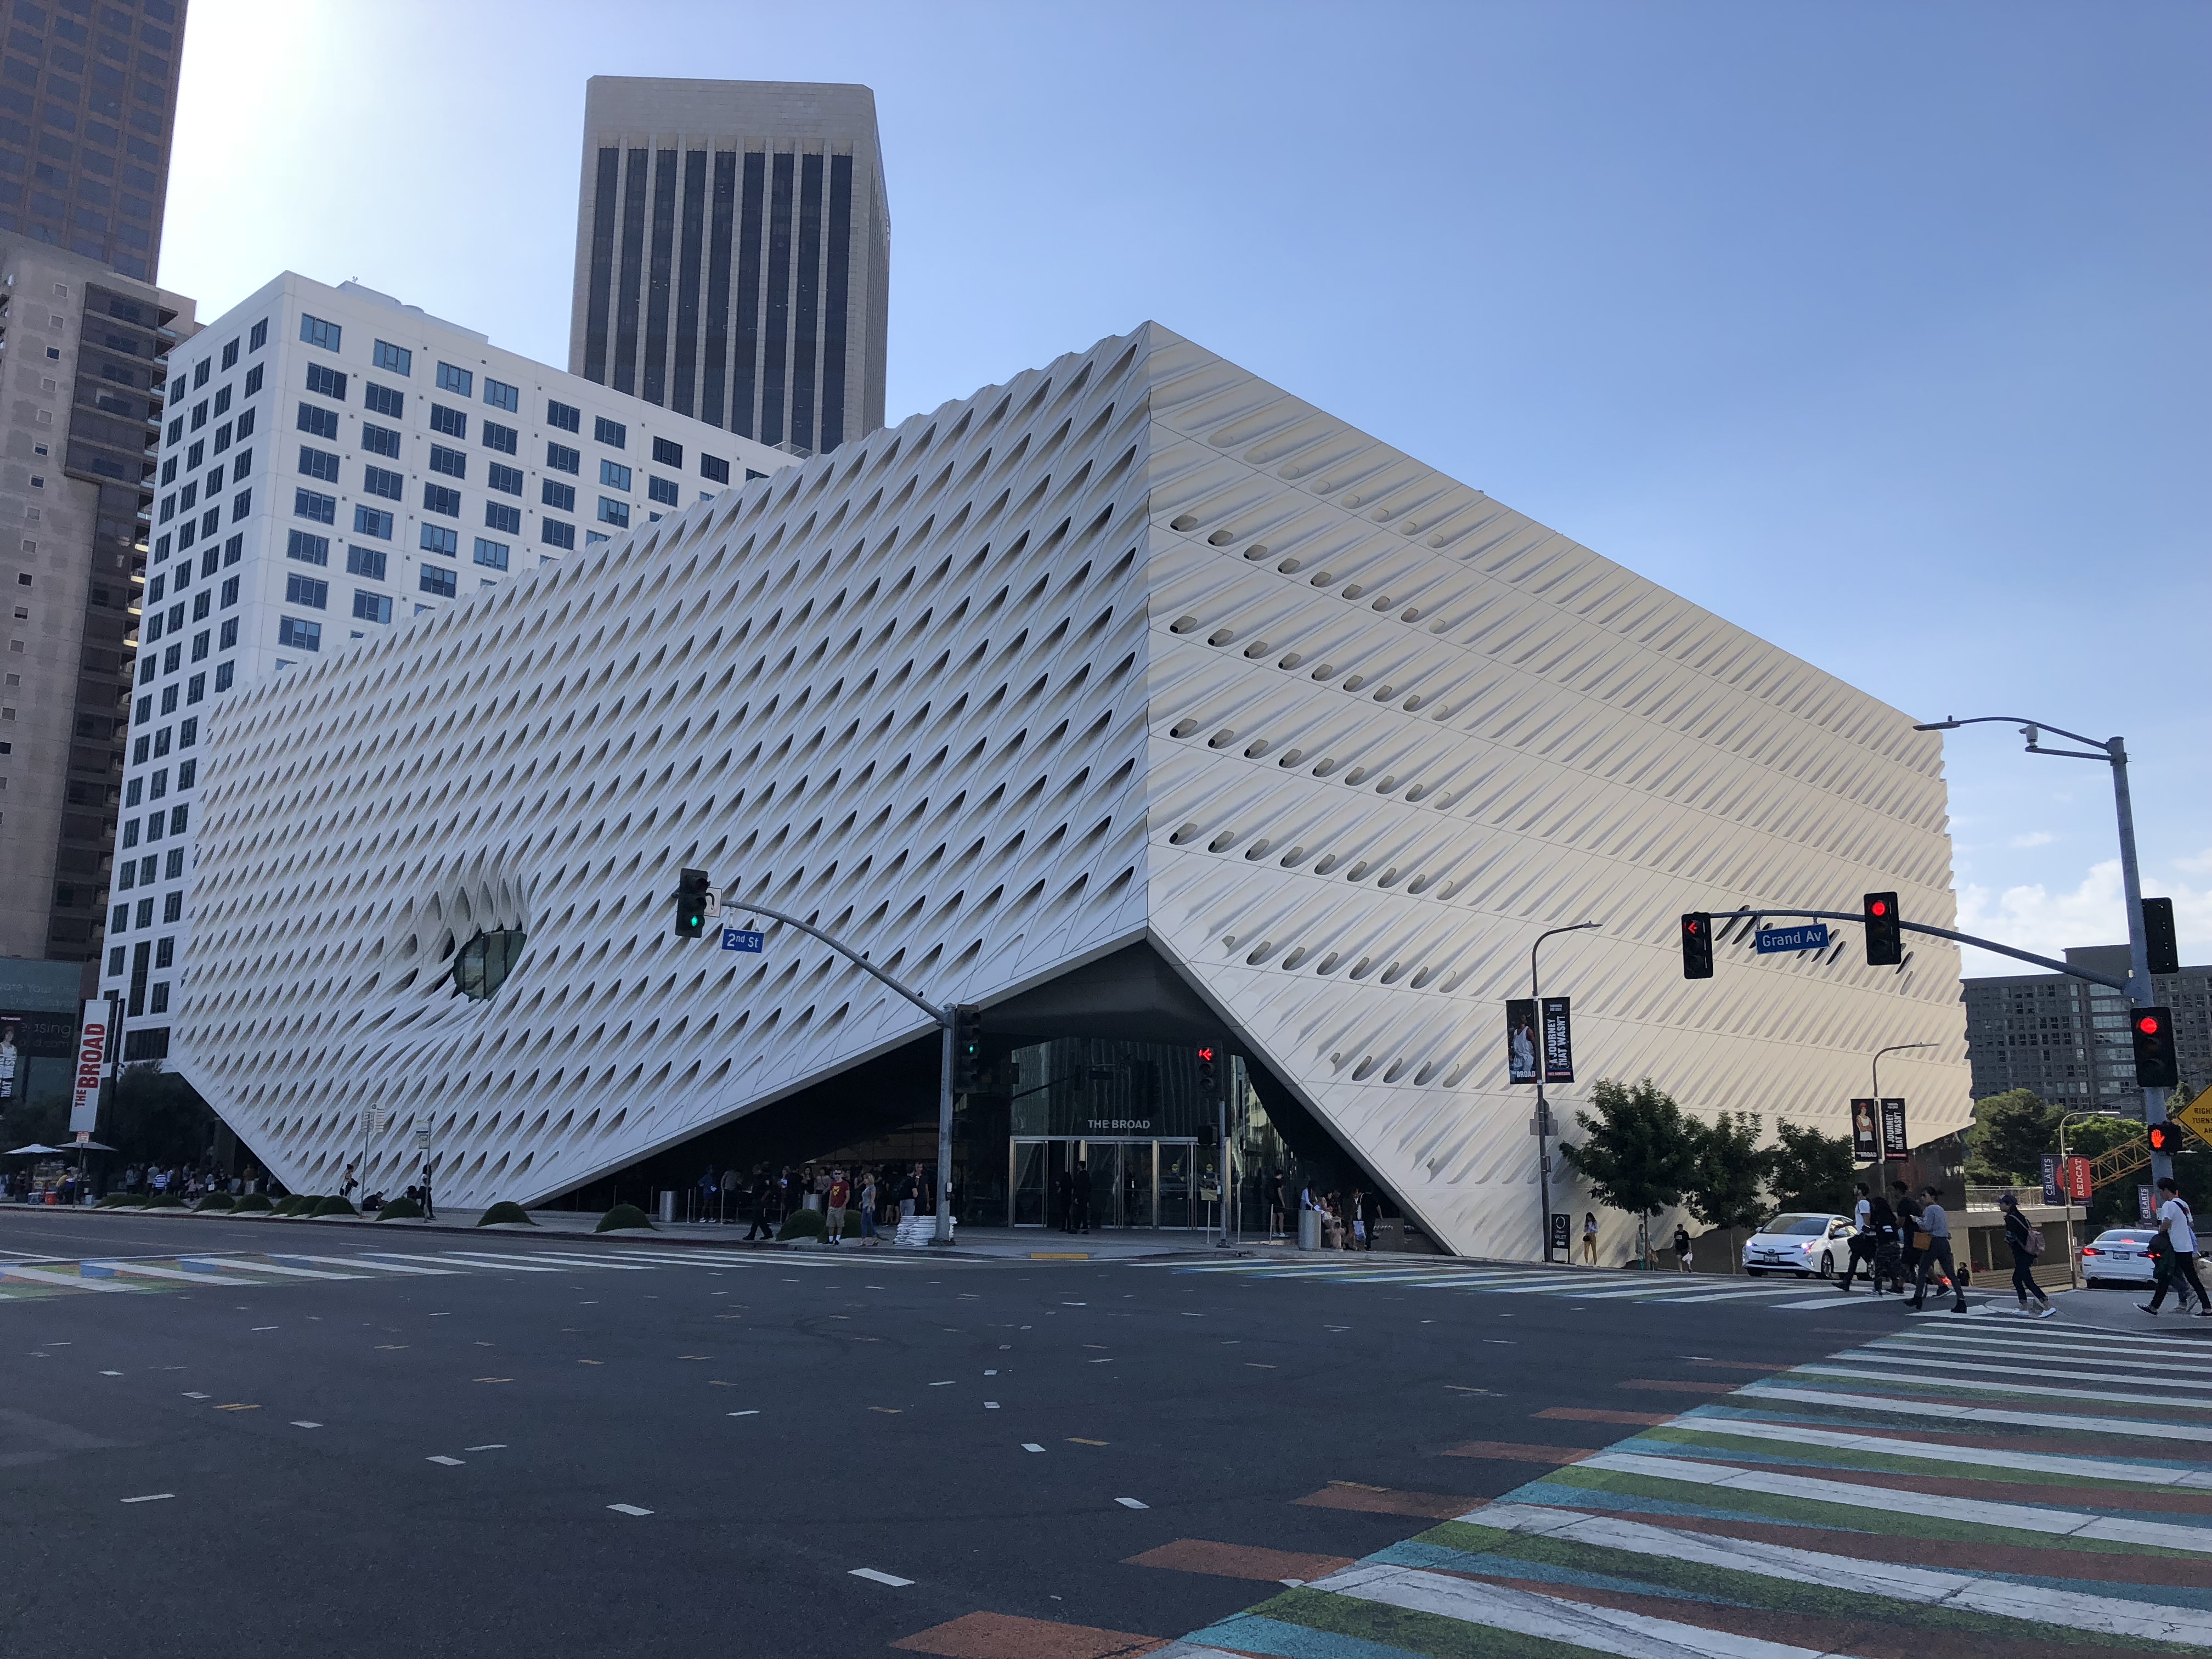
[181,323,1969,1256]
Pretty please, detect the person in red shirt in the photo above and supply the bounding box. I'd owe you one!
[826,1169,850,1245]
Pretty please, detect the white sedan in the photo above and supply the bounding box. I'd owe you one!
[1742,1212,1855,1278]
[2080,1228,2208,1288]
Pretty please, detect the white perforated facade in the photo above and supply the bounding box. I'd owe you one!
[179,323,1971,1257]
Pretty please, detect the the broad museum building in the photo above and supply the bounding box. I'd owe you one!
[178,325,1970,1258]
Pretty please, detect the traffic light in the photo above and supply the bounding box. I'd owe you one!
[2145,898,2181,977]
[674,868,709,939]
[2131,1006,2179,1089]
[1864,893,1901,966]
[1197,1046,1217,1096]
[1680,913,1713,980]
[951,1004,983,1092]
[2148,1122,2174,1155]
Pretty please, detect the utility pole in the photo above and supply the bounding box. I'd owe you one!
[1528,921,1601,1264]
[1915,715,2174,1185]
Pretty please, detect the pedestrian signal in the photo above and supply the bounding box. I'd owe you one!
[1864,893,1901,966]
[2132,1007,2179,1089]
[1680,913,1713,980]
[2148,1122,2173,1154]
[674,868,710,939]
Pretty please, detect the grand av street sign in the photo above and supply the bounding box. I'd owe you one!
[1755,922,1831,954]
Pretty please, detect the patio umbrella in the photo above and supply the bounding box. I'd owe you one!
[4,1143,63,1155]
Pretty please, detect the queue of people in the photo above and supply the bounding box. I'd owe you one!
[680,1161,930,1244]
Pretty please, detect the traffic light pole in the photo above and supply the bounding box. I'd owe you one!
[1704,907,2129,992]
[1914,715,2174,1186]
[712,895,961,1245]
[1529,921,1601,1265]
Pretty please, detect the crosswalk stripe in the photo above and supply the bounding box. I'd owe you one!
[2,1263,137,1292]
[82,1260,244,1286]
[1651,1413,2212,1488]
[1790,1362,2212,1410]
[181,1257,366,1280]
[363,1251,567,1273]
[439,1251,658,1272]
[1735,1381,2212,1442]
[1871,1333,2212,1368]
[1836,1348,2212,1390]
[279,1254,465,1276]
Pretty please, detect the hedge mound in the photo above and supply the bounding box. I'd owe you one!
[194,1193,235,1212]
[97,1193,143,1208]
[594,1203,653,1233]
[272,1195,312,1215]
[477,1200,533,1227]
[376,1195,424,1220]
[231,1193,273,1212]
[144,1194,183,1209]
[777,1208,826,1240]
[310,1194,358,1217]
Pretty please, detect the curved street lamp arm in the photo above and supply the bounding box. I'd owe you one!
[1913,713,2114,754]
[722,896,948,1025]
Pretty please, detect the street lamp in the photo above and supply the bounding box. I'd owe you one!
[2053,1109,2109,1290]
[1530,920,1602,1264]
[1915,714,2173,1184]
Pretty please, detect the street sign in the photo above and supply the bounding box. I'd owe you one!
[1850,1099,1879,1160]
[1505,1000,1538,1084]
[703,887,724,919]
[1527,1105,1557,1138]
[2061,1155,2092,1202]
[1879,1098,1908,1161]
[720,928,764,953]
[2040,1153,2062,1206]
[74,1130,90,1145]
[1541,996,1573,1085]
[2176,1083,2212,1144]
[1549,1212,1572,1252]
[1755,923,1831,954]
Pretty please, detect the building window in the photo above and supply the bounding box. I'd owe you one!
[422,483,462,518]
[546,398,580,433]
[353,505,394,540]
[699,453,731,485]
[541,518,575,550]
[298,444,340,483]
[245,364,264,396]
[361,422,402,459]
[452,927,527,1000]
[594,416,626,449]
[648,475,679,506]
[436,362,473,397]
[428,444,466,479]
[419,565,457,599]
[473,537,509,570]
[483,376,518,413]
[238,408,258,441]
[652,436,682,467]
[304,363,347,401]
[541,479,575,512]
[599,458,631,491]
[284,574,328,610]
[373,340,412,375]
[299,313,341,352]
[250,318,269,351]
[286,528,329,566]
[277,616,321,651]
[484,501,522,535]
[295,401,339,440]
[294,488,336,525]
[546,441,579,475]
[352,590,392,624]
[428,403,466,439]
[421,523,459,557]
[364,382,404,418]
[177,759,196,790]
[481,420,518,455]
[161,892,182,924]
[220,577,240,608]
[346,544,387,580]
[597,497,630,529]
[362,464,403,501]
[487,461,522,496]
[108,945,125,976]
[232,489,252,522]
[215,662,234,691]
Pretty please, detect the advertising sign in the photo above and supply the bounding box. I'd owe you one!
[2061,1156,2092,1203]
[0,1008,79,1101]
[69,998,108,1132]
[1850,1099,1880,1161]
[1542,997,1574,1085]
[1879,1098,1909,1161]
[1754,923,1831,954]
[1505,1000,1538,1085]
[2040,1154,2063,1206]
[2139,1185,2157,1223]
[1549,1212,1572,1253]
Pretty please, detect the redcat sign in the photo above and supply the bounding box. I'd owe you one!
[70,999,108,1132]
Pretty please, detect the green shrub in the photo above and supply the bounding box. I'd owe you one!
[310,1194,358,1217]
[194,1192,235,1212]
[777,1207,826,1241]
[595,1203,653,1233]
[97,1192,143,1208]
[231,1193,273,1212]
[271,1195,310,1215]
[144,1194,183,1209]
[376,1195,424,1220]
[477,1200,533,1227]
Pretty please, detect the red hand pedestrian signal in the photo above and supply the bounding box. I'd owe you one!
[2148,1123,2172,1153]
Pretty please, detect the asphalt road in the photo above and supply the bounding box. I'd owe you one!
[0,1209,1908,1657]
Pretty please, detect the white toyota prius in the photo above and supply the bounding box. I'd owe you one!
[1742,1212,1856,1278]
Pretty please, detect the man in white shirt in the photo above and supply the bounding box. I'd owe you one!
[2143,1177,2208,1317]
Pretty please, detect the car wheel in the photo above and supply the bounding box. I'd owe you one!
[1817,1254,1835,1280]
[1746,1268,1764,1277]
[1796,1268,1812,1279]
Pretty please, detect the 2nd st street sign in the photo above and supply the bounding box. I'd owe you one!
[721,928,764,953]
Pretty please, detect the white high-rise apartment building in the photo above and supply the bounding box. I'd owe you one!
[95,272,789,1059]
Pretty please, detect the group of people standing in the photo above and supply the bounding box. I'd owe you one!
[1836,1180,1985,1313]
[687,1162,929,1243]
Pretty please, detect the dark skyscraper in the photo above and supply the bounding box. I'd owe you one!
[0,0,187,283]
[569,78,889,458]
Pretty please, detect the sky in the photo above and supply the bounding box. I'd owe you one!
[161,1,2210,977]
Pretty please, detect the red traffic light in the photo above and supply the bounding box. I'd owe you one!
[1869,899,1889,918]
[1197,1047,1214,1062]
[2136,1013,2162,1037]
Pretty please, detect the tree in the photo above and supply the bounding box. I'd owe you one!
[1558,1078,1703,1267]
[1684,1111,1770,1271]
[106,1063,222,1169]
[1768,1121,1854,1212]
[1964,1088,2056,1186]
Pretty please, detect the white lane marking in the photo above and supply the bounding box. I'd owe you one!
[607,1503,653,1516]
[181,1392,210,1400]
[1788,1363,2212,1410]
[429,1252,610,1273]
[849,1567,913,1587]
[1469,1502,2212,1647]
[426,1455,465,1466]
[1584,1451,2212,1553]
[1829,1350,2212,1391]
[464,1443,506,1451]
[1116,1497,1149,1509]
[1886,1322,2212,1355]
[1022,1442,1045,1452]
[2,1264,135,1293]
[455,1251,659,1272]
[984,1402,999,1409]
[292,1421,321,1429]
[250,1325,279,1331]
[120,1493,174,1504]
[1863,1336,2212,1374]
[83,1260,252,1287]
[364,1251,557,1272]
[929,1380,956,1386]
[1321,1559,1846,1659]
[100,1369,122,1376]
[186,1256,366,1280]
[290,1254,463,1276]
[1570,1283,1813,1302]
[1673,1289,1838,1304]
[1663,1414,2212,1489]
[1739,1381,2212,1441]
[726,1410,759,1418]
[984,1369,997,1375]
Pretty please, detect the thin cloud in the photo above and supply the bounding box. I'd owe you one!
[1958,851,2212,975]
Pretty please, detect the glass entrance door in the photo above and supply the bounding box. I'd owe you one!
[1157,1140,1195,1229]
[1011,1138,1195,1228]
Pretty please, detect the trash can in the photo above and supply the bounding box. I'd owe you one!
[1298,1208,1323,1251]
[657,1190,675,1223]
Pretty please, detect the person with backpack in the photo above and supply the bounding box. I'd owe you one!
[1907,1184,1968,1313]
[1999,1191,2055,1317]
[2142,1177,2208,1317]
[1840,1185,1895,1294]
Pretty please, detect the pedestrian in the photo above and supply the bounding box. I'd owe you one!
[2142,1177,2208,1317]
[420,1158,436,1221]
[1890,1181,1922,1294]
[1843,1189,1898,1294]
[859,1171,879,1243]
[1070,1160,1093,1234]
[1999,1192,2055,1318]
[1673,1223,1693,1272]
[1582,1212,1599,1266]
[826,1168,850,1244]
[1907,1184,1967,1313]
[698,1164,718,1223]
[1271,1170,1287,1239]
[1838,1182,1879,1293]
